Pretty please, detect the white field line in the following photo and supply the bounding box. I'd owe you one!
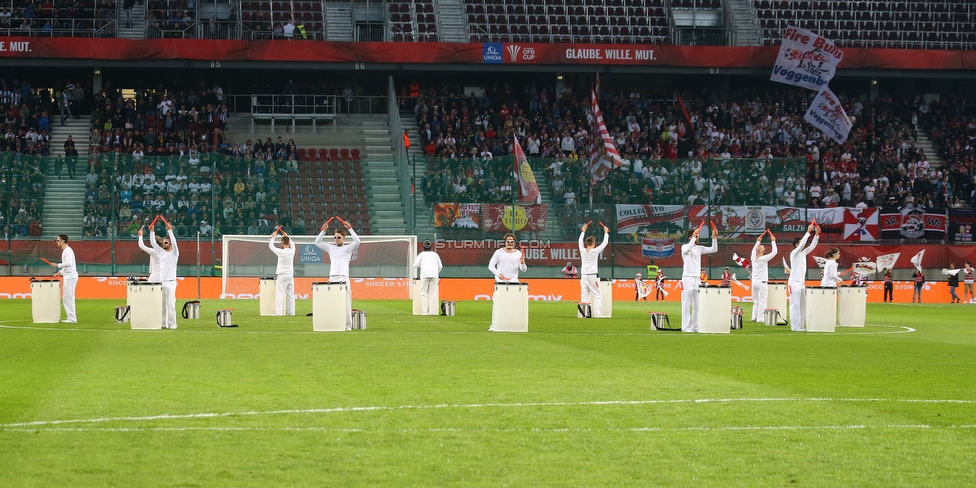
[0,323,916,336]
[3,424,976,433]
[0,397,971,429]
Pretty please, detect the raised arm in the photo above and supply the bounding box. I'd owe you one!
[595,223,610,253]
[767,239,778,260]
[269,234,284,257]
[137,226,155,256]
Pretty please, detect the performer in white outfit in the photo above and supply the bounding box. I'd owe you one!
[150,217,180,329]
[750,232,778,321]
[137,225,163,281]
[487,233,527,330]
[413,240,443,315]
[51,234,78,323]
[269,228,296,316]
[314,217,361,329]
[820,247,845,288]
[680,223,718,332]
[788,224,819,331]
[578,221,610,317]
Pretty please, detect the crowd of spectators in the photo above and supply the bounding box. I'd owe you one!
[408,80,974,227]
[77,81,313,239]
[0,78,56,238]
[0,0,117,37]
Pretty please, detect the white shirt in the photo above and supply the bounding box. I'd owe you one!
[269,236,295,276]
[821,259,844,287]
[314,229,361,279]
[788,232,819,285]
[413,250,443,279]
[152,229,179,282]
[58,246,78,280]
[139,231,162,281]
[488,248,526,282]
[680,235,718,279]
[578,231,609,275]
[750,240,778,283]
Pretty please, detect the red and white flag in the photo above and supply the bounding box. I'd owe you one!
[512,134,540,203]
[732,253,752,270]
[589,89,628,185]
[910,250,925,273]
[875,252,900,272]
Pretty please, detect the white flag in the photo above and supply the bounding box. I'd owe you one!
[942,268,962,276]
[770,25,843,91]
[804,88,853,144]
[910,250,925,273]
[875,252,900,273]
[813,256,828,268]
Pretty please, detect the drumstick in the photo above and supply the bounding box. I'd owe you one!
[41,257,54,265]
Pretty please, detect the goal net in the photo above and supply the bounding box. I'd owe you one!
[220,234,417,299]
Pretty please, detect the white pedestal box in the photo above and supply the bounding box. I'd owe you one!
[767,282,789,319]
[804,287,837,332]
[259,277,277,316]
[412,279,439,315]
[127,282,164,330]
[491,282,528,332]
[312,282,347,332]
[837,286,867,327]
[31,279,61,324]
[599,279,613,318]
[697,286,732,334]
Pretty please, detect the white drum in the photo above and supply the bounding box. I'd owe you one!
[491,282,528,332]
[31,279,62,324]
[837,286,867,327]
[804,286,837,332]
[259,277,277,316]
[767,282,788,318]
[312,282,347,332]
[598,278,613,318]
[127,282,164,330]
[697,286,732,334]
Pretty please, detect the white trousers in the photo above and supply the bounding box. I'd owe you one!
[751,280,767,321]
[420,277,438,315]
[681,277,700,332]
[789,282,805,331]
[62,276,77,322]
[579,275,603,317]
[162,280,177,329]
[275,273,295,316]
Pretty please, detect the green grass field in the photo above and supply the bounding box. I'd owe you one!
[1,298,974,486]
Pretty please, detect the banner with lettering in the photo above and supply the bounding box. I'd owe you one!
[433,203,481,229]
[770,25,843,91]
[615,205,685,234]
[804,87,853,144]
[687,206,808,238]
[949,209,976,242]
[879,207,948,240]
[481,204,548,232]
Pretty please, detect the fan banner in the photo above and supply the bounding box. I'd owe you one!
[641,236,676,259]
[879,207,948,239]
[804,87,853,144]
[615,205,685,234]
[770,25,843,91]
[433,203,482,229]
[948,208,976,242]
[481,204,548,232]
[688,206,808,238]
[843,207,879,241]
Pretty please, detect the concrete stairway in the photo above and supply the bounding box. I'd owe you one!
[915,132,942,167]
[116,2,147,39]
[434,0,468,43]
[324,1,354,41]
[361,120,407,235]
[43,118,90,238]
[725,0,762,46]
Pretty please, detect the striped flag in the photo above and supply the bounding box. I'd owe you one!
[589,89,628,185]
[512,134,540,203]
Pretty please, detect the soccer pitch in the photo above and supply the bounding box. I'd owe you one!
[1,298,974,486]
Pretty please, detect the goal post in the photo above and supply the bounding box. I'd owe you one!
[220,234,417,298]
